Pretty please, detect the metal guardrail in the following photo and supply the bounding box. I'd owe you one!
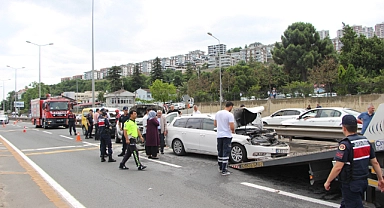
[266,125,362,140]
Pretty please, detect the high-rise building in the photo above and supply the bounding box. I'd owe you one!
[318,30,330,39]
[208,44,226,55]
[375,22,384,38]
[337,29,344,38]
[361,27,374,38]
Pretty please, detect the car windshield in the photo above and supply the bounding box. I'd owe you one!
[49,102,68,111]
[0,115,7,119]
[344,109,361,116]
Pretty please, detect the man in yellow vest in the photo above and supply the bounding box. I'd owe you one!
[119,110,146,170]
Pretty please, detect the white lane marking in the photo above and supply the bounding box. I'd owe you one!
[60,135,74,140]
[42,131,52,134]
[82,141,99,147]
[0,135,85,208]
[241,182,339,207]
[22,145,79,152]
[140,154,182,168]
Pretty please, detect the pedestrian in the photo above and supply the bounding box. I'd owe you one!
[115,109,121,120]
[324,115,384,207]
[192,105,201,115]
[306,104,311,110]
[142,108,150,150]
[145,110,160,159]
[98,111,116,162]
[157,110,167,154]
[240,104,245,108]
[358,104,375,135]
[67,110,77,136]
[106,109,111,119]
[214,101,235,176]
[117,107,130,157]
[316,103,322,108]
[93,108,100,140]
[272,88,277,99]
[86,109,94,139]
[167,105,181,115]
[119,110,146,170]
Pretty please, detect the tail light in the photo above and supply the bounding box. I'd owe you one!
[357,119,362,124]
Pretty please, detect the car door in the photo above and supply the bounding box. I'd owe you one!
[199,118,218,154]
[183,118,203,151]
[268,110,286,125]
[294,109,320,126]
[166,112,178,125]
[317,109,342,126]
[283,110,303,121]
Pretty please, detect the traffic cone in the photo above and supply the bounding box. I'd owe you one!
[2,121,5,127]
[76,132,82,141]
[23,126,26,133]
[13,121,16,125]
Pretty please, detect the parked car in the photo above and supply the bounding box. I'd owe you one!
[262,108,307,125]
[0,115,9,124]
[173,103,185,110]
[166,114,290,164]
[281,107,362,127]
[114,104,165,143]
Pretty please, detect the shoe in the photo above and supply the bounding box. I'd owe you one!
[221,171,231,176]
[218,167,222,173]
[151,157,159,159]
[85,136,89,139]
[89,137,93,138]
[138,165,147,170]
[70,133,72,136]
[161,152,164,154]
[119,165,129,170]
[108,158,116,162]
[118,153,125,157]
[148,156,153,159]
[101,157,106,162]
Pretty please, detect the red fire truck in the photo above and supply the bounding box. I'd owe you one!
[31,95,73,129]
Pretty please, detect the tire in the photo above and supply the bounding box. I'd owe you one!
[82,126,87,136]
[230,143,247,164]
[172,139,186,156]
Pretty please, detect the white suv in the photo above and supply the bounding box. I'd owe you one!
[166,115,290,163]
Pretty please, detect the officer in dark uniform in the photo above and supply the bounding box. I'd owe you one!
[67,110,77,136]
[324,115,384,207]
[118,106,130,157]
[98,111,116,163]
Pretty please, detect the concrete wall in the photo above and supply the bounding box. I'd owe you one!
[197,94,384,115]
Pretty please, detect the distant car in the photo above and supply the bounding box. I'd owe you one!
[262,108,307,125]
[173,103,185,110]
[0,115,9,124]
[166,115,290,164]
[76,114,82,121]
[81,107,118,138]
[281,107,362,127]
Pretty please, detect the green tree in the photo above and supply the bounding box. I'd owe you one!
[337,64,357,95]
[339,25,384,77]
[149,79,176,103]
[273,22,335,81]
[184,63,194,82]
[281,81,313,97]
[150,57,163,83]
[97,91,105,103]
[308,57,338,94]
[130,64,146,90]
[106,66,122,92]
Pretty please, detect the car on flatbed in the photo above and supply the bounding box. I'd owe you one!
[262,108,307,125]
[166,114,290,163]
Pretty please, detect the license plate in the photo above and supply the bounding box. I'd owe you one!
[57,119,63,122]
[276,149,288,153]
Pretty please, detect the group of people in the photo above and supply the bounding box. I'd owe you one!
[306,103,322,110]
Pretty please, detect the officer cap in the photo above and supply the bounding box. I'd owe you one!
[342,115,357,126]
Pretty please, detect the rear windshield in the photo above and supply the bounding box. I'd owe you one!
[344,109,361,116]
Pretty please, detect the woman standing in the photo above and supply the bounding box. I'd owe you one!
[145,110,160,159]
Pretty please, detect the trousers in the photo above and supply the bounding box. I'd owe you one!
[217,137,232,173]
[120,138,142,167]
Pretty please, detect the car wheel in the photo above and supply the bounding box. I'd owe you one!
[82,126,87,136]
[172,139,186,156]
[263,122,268,126]
[230,143,247,164]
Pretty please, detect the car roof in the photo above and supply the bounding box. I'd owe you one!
[276,108,306,111]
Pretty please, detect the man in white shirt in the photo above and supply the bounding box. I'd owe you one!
[142,108,150,152]
[192,105,201,116]
[214,101,235,176]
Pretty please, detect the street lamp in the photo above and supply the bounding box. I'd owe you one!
[91,0,95,107]
[207,32,222,109]
[0,79,11,112]
[26,41,54,98]
[6,66,25,114]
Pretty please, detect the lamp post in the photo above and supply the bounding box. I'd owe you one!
[26,41,54,98]
[207,32,222,109]
[0,79,10,112]
[91,0,95,107]
[6,66,25,114]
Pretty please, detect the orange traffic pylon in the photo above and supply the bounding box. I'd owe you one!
[76,132,82,141]
[2,121,5,128]
[23,126,26,133]
[13,121,16,125]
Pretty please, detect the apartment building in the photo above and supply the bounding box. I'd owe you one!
[61,77,71,82]
[318,30,330,39]
[141,60,152,75]
[375,22,384,38]
[72,75,83,80]
[331,38,343,52]
[84,70,100,80]
[99,68,109,79]
[208,44,226,55]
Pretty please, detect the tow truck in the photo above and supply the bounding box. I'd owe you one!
[230,104,384,205]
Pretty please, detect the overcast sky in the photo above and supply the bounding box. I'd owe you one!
[1,0,383,98]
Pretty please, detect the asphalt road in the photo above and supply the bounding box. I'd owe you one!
[0,121,343,208]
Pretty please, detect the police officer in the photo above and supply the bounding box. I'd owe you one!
[117,106,130,157]
[67,110,77,136]
[98,111,116,162]
[324,115,384,207]
[119,110,146,170]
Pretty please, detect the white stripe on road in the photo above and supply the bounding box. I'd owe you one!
[42,131,52,134]
[241,182,339,208]
[141,156,182,168]
[82,141,99,147]
[22,145,79,152]
[59,135,74,140]
[0,135,85,208]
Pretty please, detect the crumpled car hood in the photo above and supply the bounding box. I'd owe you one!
[233,106,264,126]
